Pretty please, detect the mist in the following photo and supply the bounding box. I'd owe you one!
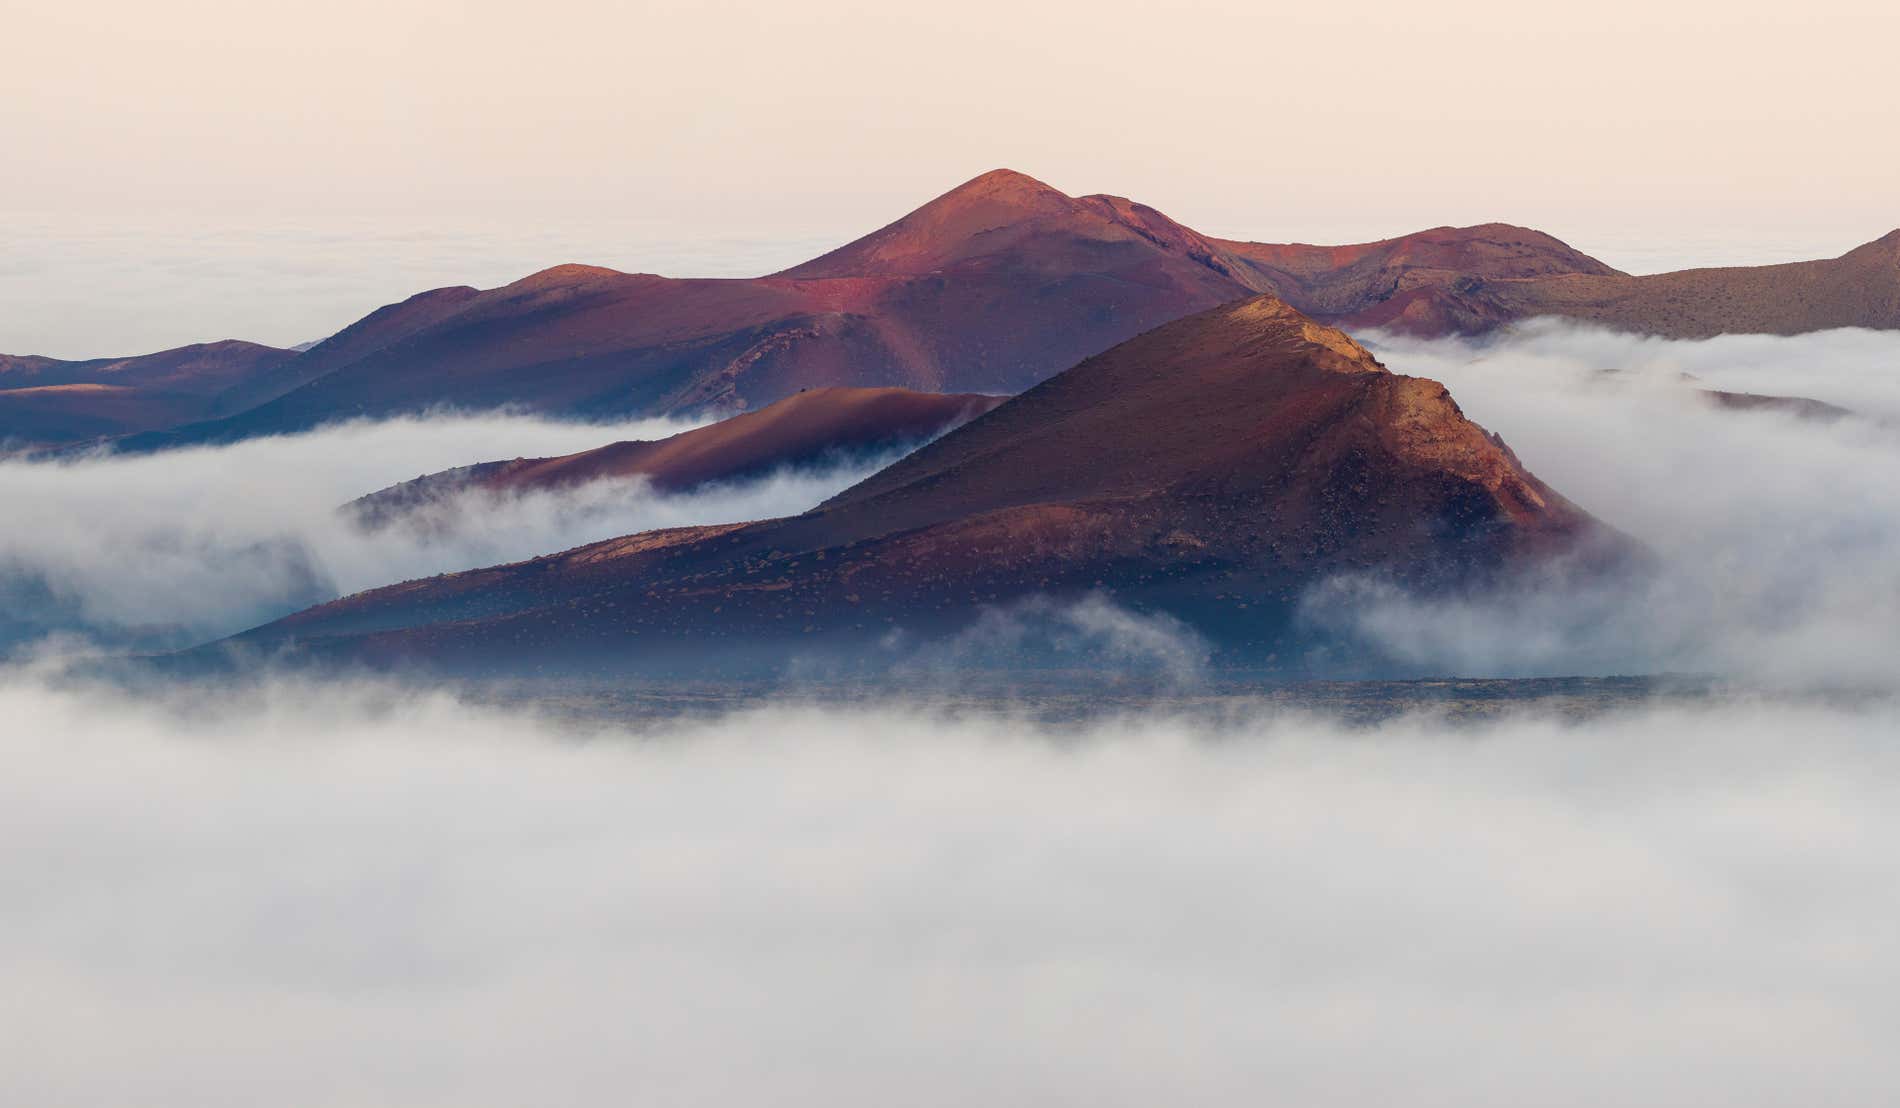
[2,665,1896,1106]
[1319,323,1900,686]
[0,412,896,652]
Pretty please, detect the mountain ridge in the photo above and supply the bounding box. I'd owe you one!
[16,170,1898,452]
[208,295,1626,676]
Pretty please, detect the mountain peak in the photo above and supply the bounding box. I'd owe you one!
[511,263,634,289]
[773,169,1092,278]
[939,167,1064,202]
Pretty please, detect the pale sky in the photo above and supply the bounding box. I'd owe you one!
[5,0,1897,356]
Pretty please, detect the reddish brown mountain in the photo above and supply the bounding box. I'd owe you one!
[101,171,1639,452]
[1217,224,1628,335]
[345,386,1005,527]
[210,285,483,417]
[40,170,1898,453]
[1479,230,1900,338]
[0,340,292,448]
[215,296,1623,676]
[134,170,1280,447]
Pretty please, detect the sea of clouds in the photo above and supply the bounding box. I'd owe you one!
[0,410,900,652]
[2,667,1896,1106]
[3,323,1899,1104]
[1328,322,1900,686]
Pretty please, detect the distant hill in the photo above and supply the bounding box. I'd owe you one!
[1481,229,1900,338]
[211,296,1629,676]
[0,340,292,448]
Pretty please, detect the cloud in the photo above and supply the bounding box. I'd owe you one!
[0,412,895,652]
[1309,323,1900,686]
[2,665,1896,1106]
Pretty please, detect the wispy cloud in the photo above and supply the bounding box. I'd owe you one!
[0,411,891,652]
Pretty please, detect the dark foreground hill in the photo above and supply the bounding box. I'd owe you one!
[345,386,1004,528]
[205,296,1629,677]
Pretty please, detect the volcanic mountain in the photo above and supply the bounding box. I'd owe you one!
[1477,229,1900,339]
[210,295,1623,676]
[43,170,1898,454]
[0,340,293,449]
[93,172,1647,453]
[345,386,1005,529]
[1215,224,1626,336]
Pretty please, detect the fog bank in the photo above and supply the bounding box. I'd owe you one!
[0,412,890,651]
[2,668,1896,1106]
[1332,324,1900,685]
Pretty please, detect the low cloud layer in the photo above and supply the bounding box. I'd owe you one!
[1331,323,1900,685]
[0,413,892,652]
[2,668,1896,1107]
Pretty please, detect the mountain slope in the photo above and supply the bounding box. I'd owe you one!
[1218,223,1627,335]
[213,296,1622,675]
[346,386,1005,528]
[1484,229,1900,338]
[209,285,484,417]
[0,340,293,448]
[142,170,1283,445]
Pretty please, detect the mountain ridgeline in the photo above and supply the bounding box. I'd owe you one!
[12,169,1895,453]
[344,387,1005,529]
[209,296,1632,677]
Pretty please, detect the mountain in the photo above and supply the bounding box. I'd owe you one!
[209,296,1624,676]
[345,386,1005,528]
[1480,229,1900,339]
[91,172,1638,452]
[34,170,1897,452]
[122,170,1283,447]
[1216,223,1626,335]
[0,340,293,448]
[209,285,483,418]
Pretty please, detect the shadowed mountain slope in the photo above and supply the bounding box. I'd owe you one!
[212,296,1625,676]
[0,340,293,448]
[1482,229,1900,338]
[345,386,1005,528]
